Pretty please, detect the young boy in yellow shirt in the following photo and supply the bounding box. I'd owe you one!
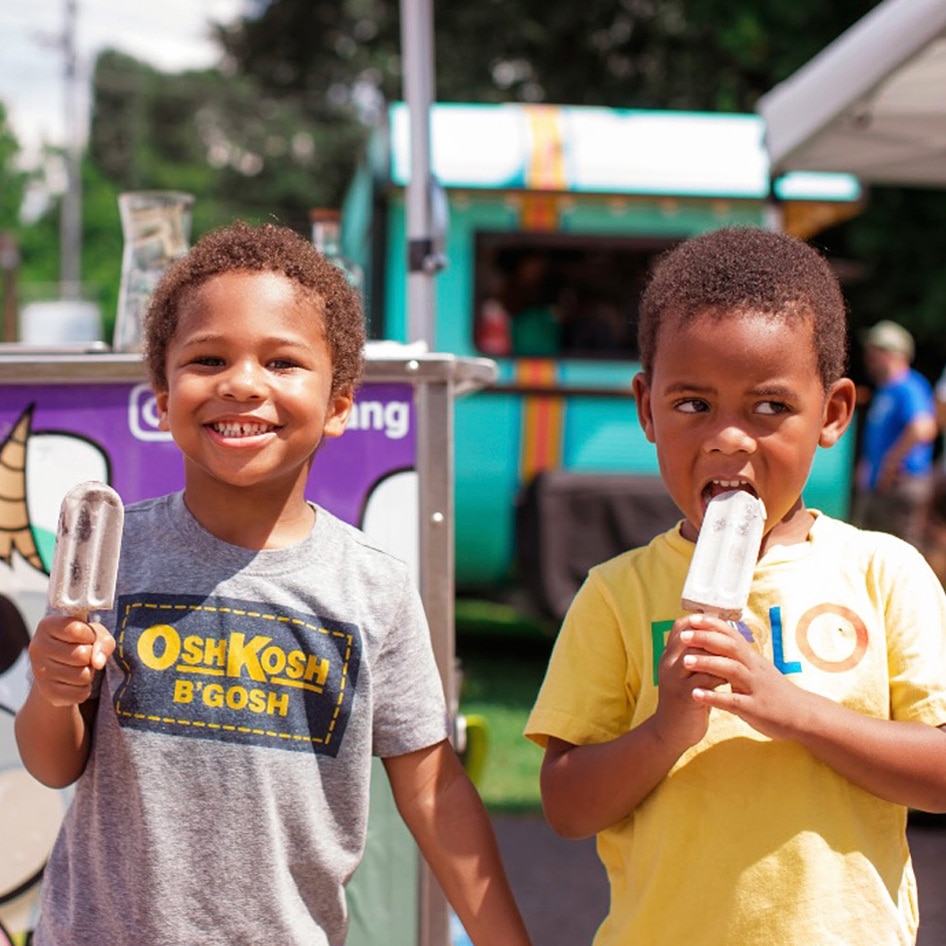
[526,226,946,945]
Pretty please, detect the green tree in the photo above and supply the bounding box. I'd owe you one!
[837,189,946,384]
[88,49,350,233]
[14,154,122,336]
[24,46,361,336]
[0,102,28,229]
[217,0,881,112]
[12,47,346,337]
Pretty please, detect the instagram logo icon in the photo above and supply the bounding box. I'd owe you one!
[128,384,172,442]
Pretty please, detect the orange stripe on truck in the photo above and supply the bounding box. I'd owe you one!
[518,359,564,483]
[521,106,567,231]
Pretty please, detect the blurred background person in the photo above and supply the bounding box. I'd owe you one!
[923,364,946,584]
[853,319,937,550]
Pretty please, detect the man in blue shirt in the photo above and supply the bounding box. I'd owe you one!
[854,319,937,548]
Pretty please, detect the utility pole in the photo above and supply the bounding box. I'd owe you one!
[401,0,444,348]
[60,0,82,300]
[0,233,19,341]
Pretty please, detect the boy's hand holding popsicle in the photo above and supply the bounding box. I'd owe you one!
[653,489,768,750]
[677,488,813,740]
[29,481,124,707]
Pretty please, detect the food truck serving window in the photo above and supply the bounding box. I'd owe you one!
[473,232,676,360]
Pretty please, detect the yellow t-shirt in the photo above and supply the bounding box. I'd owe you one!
[525,512,946,946]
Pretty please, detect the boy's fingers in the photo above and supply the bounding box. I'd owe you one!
[32,619,113,670]
[682,620,747,656]
[688,672,727,691]
[31,657,97,706]
[90,624,116,670]
[45,617,97,648]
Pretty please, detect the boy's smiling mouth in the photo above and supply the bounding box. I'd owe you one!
[208,420,279,438]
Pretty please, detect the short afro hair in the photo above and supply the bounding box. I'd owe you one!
[638,226,848,388]
[144,220,366,395]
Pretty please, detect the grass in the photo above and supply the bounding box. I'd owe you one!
[455,597,557,813]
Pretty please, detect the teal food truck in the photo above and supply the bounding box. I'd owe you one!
[340,102,863,618]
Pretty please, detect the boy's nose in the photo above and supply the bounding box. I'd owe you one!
[705,422,755,454]
[220,361,266,400]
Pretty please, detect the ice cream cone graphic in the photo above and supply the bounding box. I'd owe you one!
[0,407,43,571]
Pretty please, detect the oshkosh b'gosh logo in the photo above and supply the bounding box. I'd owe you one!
[113,593,361,756]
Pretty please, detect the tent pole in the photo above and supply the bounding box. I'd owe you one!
[401,0,438,348]
[400,6,452,946]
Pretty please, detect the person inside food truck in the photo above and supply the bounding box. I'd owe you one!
[16,221,533,946]
[526,225,946,946]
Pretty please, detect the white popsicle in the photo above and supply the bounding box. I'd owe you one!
[681,489,766,621]
[47,481,124,618]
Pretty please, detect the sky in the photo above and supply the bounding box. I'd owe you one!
[0,0,249,163]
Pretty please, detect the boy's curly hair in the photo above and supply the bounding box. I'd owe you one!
[144,221,366,395]
[638,226,848,388]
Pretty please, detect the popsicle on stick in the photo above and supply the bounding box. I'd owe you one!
[47,481,124,620]
[681,489,766,621]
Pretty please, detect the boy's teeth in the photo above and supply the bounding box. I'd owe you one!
[213,421,272,437]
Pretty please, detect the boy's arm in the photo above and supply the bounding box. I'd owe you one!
[383,740,533,946]
[684,615,946,812]
[15,690,95,787]
[539,614,725,839]
[541,725,681,840]
[779,700,946,812]
[15,615,114,788]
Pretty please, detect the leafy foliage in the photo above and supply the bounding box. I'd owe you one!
[837,189,946,384]
[217,0,879,113]
[15,159,122,335]
[0,103,28,231]
[88,50,342,233]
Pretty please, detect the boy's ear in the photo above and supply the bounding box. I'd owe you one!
[632,372,656,443]
[819,378,857,448]
[154,390,170,431]
[323,386,354,439]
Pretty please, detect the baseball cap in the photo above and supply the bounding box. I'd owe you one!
[861,320,914,360]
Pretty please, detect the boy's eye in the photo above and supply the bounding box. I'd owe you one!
[269,358,300,370]
[675,398,709,414]
[756,400,790,415]
[191,355,224,367]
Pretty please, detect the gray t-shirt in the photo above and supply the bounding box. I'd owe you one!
[35,492,449,946]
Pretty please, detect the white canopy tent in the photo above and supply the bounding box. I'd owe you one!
[757,0,946,187]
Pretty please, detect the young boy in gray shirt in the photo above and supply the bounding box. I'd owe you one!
[17,221,532,946]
